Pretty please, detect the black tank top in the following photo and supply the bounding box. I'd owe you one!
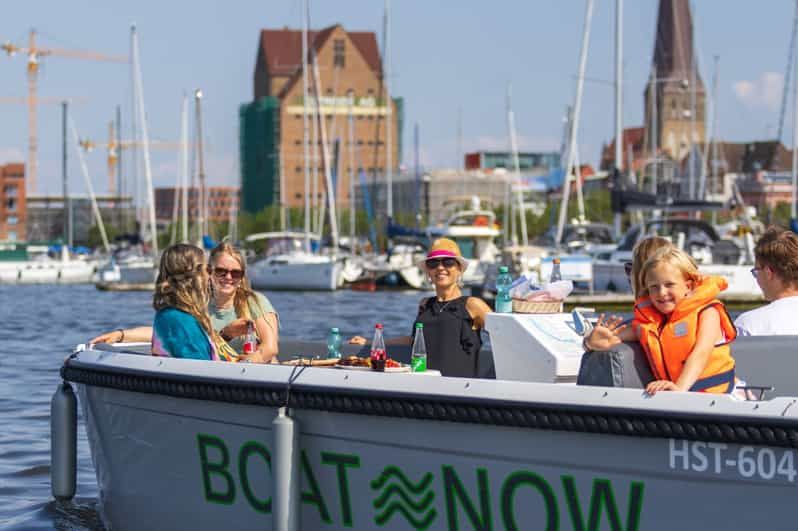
[413,296,482,377]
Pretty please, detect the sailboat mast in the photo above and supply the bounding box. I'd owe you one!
[384,0,393,220]
[348,100,356,247]
[195,89,207,242]
[62,101,72,249]
[131,24,159,259]
[302,0,311,253]
[555,0,594,246]
[180,94,189,243]
[506,83,528,246]
[792,19,798,219]
[613,0,623,236]
[311,46,339,254]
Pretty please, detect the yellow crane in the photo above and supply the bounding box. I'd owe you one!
[1,29,127,194]
[79,124,183,196]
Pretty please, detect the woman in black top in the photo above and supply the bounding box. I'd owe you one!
[350,238,491,377]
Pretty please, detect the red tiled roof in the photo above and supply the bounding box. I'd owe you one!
[258,25,382,78]
[600,126,646,171]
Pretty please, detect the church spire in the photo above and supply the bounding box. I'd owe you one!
[653,0,703,89]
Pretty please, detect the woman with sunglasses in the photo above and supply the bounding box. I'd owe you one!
[89,242,279,363]
[349,238,491,377]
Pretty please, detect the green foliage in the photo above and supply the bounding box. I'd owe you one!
[496,189,616,243]
[87,224,120,249]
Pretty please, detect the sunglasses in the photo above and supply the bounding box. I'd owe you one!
[623,262,633,277]
[210,266,244,280]
[425,257,459,269]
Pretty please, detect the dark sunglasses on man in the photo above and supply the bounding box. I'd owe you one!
[209,266,244,280]
[425,257,459,269]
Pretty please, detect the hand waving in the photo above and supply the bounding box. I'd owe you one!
[583,314,627,351]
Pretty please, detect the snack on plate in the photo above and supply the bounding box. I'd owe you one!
[338,356,371,368]
[385,358,401,368]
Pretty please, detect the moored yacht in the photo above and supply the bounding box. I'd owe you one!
[247,232,341,291]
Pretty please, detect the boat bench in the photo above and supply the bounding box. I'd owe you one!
[576,336,798,398]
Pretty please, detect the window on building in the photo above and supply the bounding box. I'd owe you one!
[7,231,16,242]
[295,193,301,199]
[6,198,16,212]
[7,216,17,225]
[334,39,345,67]
[4,185,17,197]
[296,166,301,172]
[295,139,301,145]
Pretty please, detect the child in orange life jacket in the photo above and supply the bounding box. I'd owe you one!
[584,247,737,395]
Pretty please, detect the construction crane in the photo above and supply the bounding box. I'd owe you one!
[1,29,127,194]
[79,127,183,196]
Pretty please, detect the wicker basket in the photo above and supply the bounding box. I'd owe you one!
[511,299,563,314]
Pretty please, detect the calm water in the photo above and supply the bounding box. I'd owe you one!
[0,284,423,530]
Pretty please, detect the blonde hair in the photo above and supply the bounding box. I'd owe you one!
[153,244,220,345]
[640,246,701,295]
[209,242,265,319]
[630,236,674,297]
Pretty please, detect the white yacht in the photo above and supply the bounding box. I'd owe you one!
[592,218,761,296]
[247,232,341,291]
[0,243,96,284]
[426,196,501,287]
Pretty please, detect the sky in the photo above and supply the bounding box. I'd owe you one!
[0,0,796,204]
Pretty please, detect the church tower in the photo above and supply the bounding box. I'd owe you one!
[644,0,705,162]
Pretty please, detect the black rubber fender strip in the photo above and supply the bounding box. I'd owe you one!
[61,364,798,449]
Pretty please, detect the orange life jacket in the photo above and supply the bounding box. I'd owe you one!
[633,275,737,394]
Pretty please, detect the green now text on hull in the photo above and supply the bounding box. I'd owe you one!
[197,433,644,530]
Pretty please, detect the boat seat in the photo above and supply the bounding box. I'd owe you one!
[732,335,798,398]
[577,336,798,397]
[576,342,653,389]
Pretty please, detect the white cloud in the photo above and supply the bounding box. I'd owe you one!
[733,72,783,111]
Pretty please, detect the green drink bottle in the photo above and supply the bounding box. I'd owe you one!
[411,322,427,372]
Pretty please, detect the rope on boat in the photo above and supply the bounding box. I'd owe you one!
[62,364,798,449]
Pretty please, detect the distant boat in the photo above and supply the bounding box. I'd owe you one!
[0,243,95,285]
[247,232,341,291]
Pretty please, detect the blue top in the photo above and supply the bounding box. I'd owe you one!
[152,307,214,360]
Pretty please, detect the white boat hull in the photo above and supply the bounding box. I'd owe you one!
[0,260,95,284]
[250,257,340,291]
[65,346,798,531]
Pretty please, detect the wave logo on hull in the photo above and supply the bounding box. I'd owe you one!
[371,465,437,529]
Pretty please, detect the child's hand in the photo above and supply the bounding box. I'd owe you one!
[645,380,680,395]
[583,314,626,351]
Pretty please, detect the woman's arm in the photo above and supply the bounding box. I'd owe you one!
[245,312,279,363]
[349,335,411,346]
[673,307,720,391]
[89,326,152,345]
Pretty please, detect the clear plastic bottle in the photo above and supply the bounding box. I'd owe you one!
[327,327,342,359]
[549,257,562,283]
[410,322,427,372]
[242,321,257,354]
[495,265,513,313]
[370,323,387,371]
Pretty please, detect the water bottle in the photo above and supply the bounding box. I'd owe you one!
[410,322,427,372]
[370,323,387,371]
[327,327,342,359]
[243,321,257,354]
[495,266,513,313]
[549,257,562,283]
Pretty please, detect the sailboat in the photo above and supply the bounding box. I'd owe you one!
[95,25,158,290]
[247,0,341,291]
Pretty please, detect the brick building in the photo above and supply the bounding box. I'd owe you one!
[154,186,239,224]
[240,24,402,214]
[0,163,26,241]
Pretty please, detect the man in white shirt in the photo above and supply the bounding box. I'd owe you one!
[734,226,798,336]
